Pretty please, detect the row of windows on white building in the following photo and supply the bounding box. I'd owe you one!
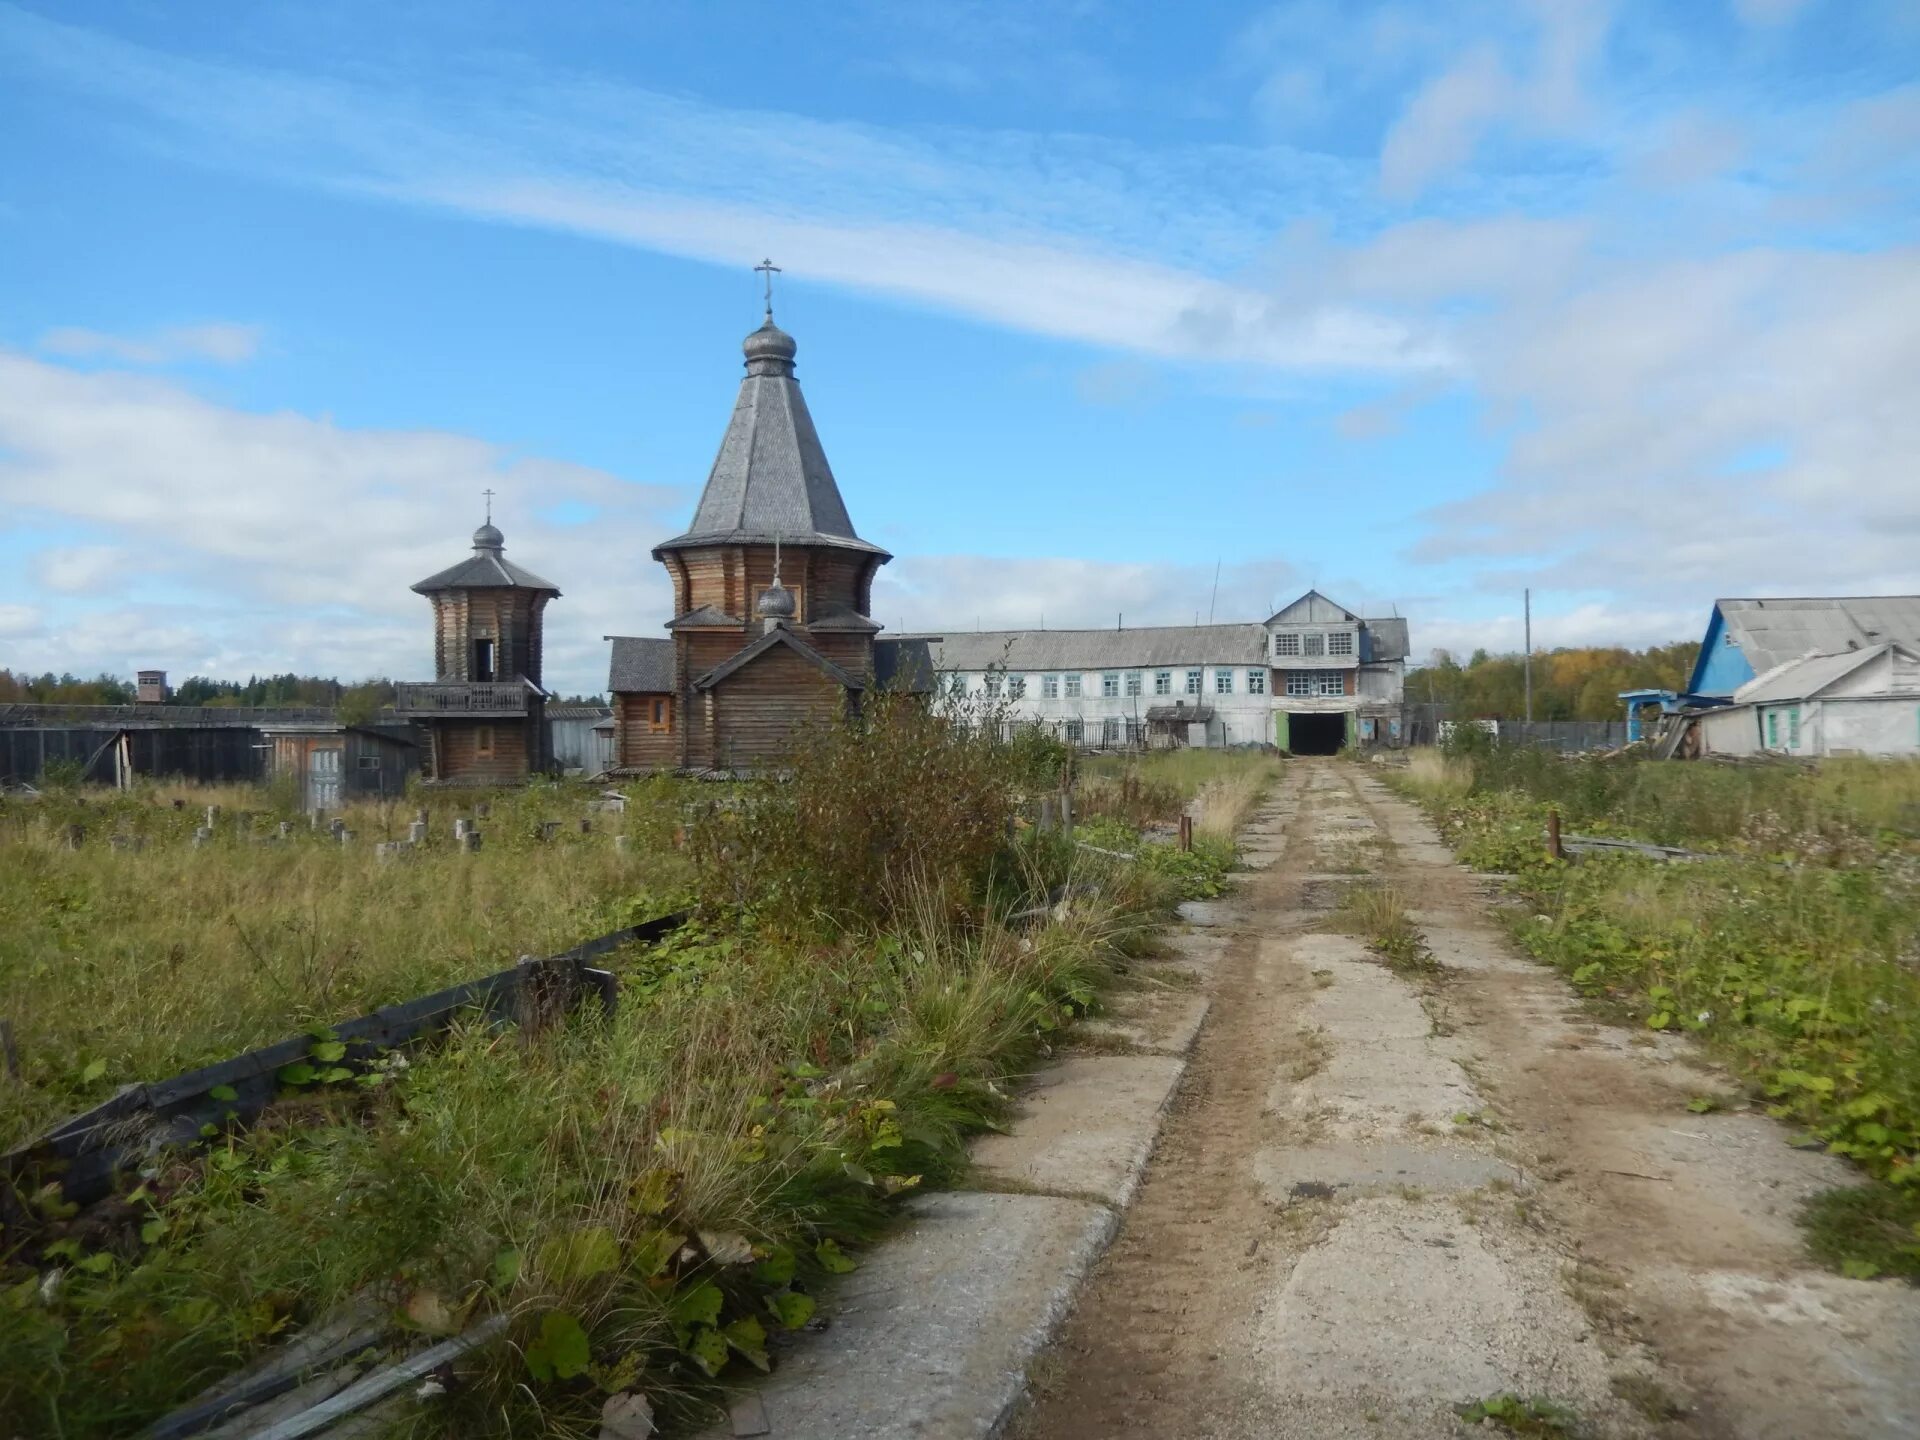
[1273,630,1355,657]
[946,668,1348,699]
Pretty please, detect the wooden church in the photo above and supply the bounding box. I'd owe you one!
[394,516,561,783]
[606,302,922,773]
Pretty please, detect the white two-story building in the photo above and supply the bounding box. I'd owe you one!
[906,590,1408,753]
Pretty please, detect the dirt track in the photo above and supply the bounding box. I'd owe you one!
[1010,760,1920,1440]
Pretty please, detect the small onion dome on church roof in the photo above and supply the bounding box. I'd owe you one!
[742,317,798,365]
[754,578,798,620]
[411,520,562,595]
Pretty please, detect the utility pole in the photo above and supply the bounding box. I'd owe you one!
[1524,588,1533,724]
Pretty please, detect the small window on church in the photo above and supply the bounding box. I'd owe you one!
[648,698,673,733]
[473,638,496,682]
[475,725,495,757]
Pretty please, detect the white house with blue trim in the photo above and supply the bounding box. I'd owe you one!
[1695,642,1920,758]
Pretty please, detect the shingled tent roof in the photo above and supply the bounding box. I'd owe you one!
[653,317,889,560]
[412,523,561,594]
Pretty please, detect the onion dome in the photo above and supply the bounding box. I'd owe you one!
[742,318,797,368]
[755,577,797,621]
[472,522,505,553]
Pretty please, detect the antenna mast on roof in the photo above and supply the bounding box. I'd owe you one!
[754,257,782,319]
[1208,558,1221,624]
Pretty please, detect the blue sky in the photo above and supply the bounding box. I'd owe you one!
[1,0,1916,696]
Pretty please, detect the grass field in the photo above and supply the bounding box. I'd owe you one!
[1,721,1275,1438]
[1395,742,1920,1282]
[0,777,697,1148]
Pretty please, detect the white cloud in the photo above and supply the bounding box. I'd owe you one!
[874,553,1325,635]
[1381,45,1513,200]
[1377,0,1612,199]
[1412,600,1702,665]
[30,545,132,594]
[0,351,680,694]
[0,7,1435,377]
[38,322,263,366]
[1633,111,1747,187]
[0,604,43,639]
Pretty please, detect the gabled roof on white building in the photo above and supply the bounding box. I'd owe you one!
[899,624,1271,672]
[1734,642,1920,705]
[1265,589,1358,626]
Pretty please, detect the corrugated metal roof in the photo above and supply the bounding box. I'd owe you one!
[654,320,888,559]
[897,624,1271,672]
[607,637,674,693]
[1736,642,1918,703]
[1719,597,1920,674]
[545,703,614,720]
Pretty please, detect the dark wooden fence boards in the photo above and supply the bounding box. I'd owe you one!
[3,911,688,1215]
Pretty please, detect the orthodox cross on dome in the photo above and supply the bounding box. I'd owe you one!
[754,257,781,319]
[482,487,496,524]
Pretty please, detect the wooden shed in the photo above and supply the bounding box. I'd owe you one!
[258,722,421,812]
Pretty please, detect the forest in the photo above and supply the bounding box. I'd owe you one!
[1410,641,1698,722]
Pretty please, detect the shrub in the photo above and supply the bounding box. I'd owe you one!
[689,690,1022,934]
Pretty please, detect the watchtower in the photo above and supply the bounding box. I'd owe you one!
[396,517,561,782]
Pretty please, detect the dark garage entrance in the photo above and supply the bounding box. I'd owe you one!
[1287,711,1348,756]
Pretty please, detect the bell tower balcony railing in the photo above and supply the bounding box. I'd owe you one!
[393,681,532,717]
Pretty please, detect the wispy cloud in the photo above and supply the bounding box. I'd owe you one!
[0,5,1437,376]
[38,322,262,366]
[0,348,680,692]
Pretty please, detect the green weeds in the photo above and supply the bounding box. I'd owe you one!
[1399,746,1920,1283]
[1455,1392,1582,1435]
[0,701,1282,1436]
[1336,882,1439,975]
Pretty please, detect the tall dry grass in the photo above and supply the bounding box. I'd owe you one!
[1400,750,1473,803]
[0,785,694,1146]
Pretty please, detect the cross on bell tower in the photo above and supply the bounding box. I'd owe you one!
[754,258,781,319]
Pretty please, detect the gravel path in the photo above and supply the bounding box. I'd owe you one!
[1009,760,1920,1440]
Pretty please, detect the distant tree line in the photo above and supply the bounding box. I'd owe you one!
[0,671,136,705]
[1411,642,1697,722]
[0,670,397,724]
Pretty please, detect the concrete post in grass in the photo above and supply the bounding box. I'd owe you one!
[453,817,471,840]
[204,805,220,829]
[408,820,428,845]
[460,830,483,854]
[278,820,293,840]
[192,826,212,849]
